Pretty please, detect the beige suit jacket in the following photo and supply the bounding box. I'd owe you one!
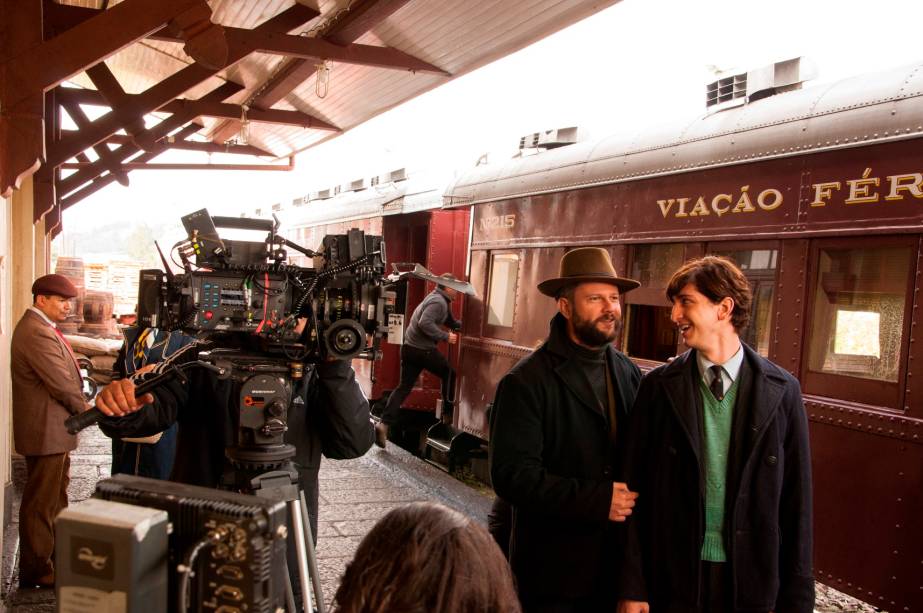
[11,309,89,455]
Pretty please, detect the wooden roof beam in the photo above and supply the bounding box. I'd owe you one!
[45,3,317,169]
[57,81,237,195]
[154,28,448,75]
[85,63,147,137]
[57,87,339,131]
[208,0,414,143]
[60,98,131,187]
[59,123,202,211]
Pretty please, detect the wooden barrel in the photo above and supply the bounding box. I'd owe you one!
[82,290,114,324]
[54,257,85,325]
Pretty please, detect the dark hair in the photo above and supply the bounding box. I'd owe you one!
[332,502,521,613]
[666,256,752,331]
[556,284,576,302]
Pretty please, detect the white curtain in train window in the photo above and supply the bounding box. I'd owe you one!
[487,253,519,328]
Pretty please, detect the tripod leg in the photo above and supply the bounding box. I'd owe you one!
[282,558,298,613]
[288,499,315,613]
[299,491,327,613]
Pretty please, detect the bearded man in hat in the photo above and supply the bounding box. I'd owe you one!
[11,274,90,589]
[489,247,642,612]
[375,272,464,448]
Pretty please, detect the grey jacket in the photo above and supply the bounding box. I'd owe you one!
[404,289,460,350]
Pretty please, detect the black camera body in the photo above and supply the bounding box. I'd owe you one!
[137,209,390,361]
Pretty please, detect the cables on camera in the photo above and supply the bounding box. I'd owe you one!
[177,525,233,612]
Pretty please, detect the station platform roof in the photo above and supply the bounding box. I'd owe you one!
[1,0,620,230]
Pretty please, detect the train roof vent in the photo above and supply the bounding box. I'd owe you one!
[746,57,816,101]
[706,72,747,111]
[271,203,282,212]
[706,57,816,112]
[309,188,334,201]
[378,168,408,184]
[292,196,307,207]
[519,126,579,150]
[341,178,368,192]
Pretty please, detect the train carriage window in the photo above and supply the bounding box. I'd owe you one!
[803,240,915,409]
[487,253,520,328]
[710,246,778,357]
[624,244,684,362]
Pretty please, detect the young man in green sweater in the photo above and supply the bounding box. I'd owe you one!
[617,256,814,613]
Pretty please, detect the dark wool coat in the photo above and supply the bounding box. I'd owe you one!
[618,344,814,613]
[490,313,642,601]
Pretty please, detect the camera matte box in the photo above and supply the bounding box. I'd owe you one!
[55,498,168,612]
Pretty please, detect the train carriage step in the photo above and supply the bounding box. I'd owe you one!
[424,423,483,474]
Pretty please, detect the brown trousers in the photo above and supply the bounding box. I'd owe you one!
[19,453,70,585]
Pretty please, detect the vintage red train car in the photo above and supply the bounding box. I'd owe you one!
[280,171,470,427]
[443,62,923,611]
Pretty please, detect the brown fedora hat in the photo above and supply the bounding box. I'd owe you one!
[537,247,640,297]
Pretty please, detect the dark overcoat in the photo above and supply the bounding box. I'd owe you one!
[489,313,642,601]
[618,344,814,613]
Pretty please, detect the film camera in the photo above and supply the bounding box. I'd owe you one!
[136,208,390,361]
[62,209,394,611]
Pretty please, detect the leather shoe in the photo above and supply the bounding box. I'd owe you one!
[374,422,388,448]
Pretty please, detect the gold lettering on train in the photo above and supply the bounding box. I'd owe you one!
[885,172,923,200]
[711,194,732,217]
[845,168,880,205]
[658,167,923,217]
[732,186,756,213]
[657,186,782,219]
[757,188,783,210]
[810,181,841,207]
[480,214,516,230]
[688,196,710,216]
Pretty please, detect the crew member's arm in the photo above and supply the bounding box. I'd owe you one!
[489,372,635,522]
[95,342,200,438]
[775,381,815,613]
[314,360,374,459]
[25,328,90,414]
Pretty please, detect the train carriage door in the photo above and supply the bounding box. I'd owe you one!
[623,243,684,362]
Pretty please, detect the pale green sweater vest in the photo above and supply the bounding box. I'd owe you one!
[700,377,739,562]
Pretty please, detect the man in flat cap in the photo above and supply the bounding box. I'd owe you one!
[11,273,89,589]
[375,272,466,448]
[489,247,642,612]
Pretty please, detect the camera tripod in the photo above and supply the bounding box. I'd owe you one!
[223,442,325,613]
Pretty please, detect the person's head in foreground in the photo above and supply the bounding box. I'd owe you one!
[332,501,521,613]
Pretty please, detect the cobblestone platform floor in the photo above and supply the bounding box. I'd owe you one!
[1,424,491,612]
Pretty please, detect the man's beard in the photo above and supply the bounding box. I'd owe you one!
[571,311,620,347]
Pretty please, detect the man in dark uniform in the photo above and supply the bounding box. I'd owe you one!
[617,256,814,613]
[489,247,642,612]
[375,272,463,447]
[11,274,89,589]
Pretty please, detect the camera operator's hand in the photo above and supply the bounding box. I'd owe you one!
[447,332,458,345]
[95,379,154,417]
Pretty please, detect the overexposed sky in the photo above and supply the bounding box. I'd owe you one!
[62,0,923,235]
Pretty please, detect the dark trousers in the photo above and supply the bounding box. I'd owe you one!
[111,422,178,479]
[19,453,70,585]
[487,496,513,559]
[520,590,616,613]
[701,561,731,613]
[381,344,454,424]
